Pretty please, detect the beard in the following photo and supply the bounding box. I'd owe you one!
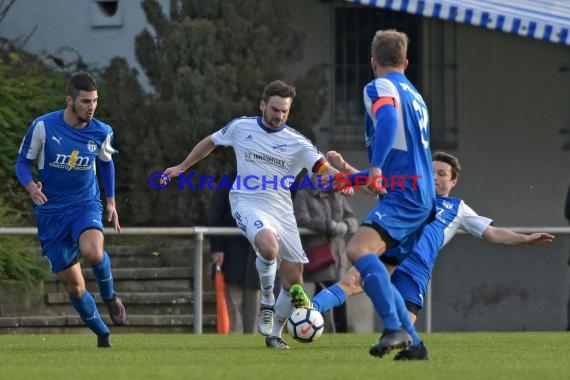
[262,109,284,128]
[72,104,92,123]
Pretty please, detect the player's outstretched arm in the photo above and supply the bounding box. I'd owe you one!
[482,226,555,245]
[326,151,380,197]
[326,151,359,173]
[319,159,354,197]
[163,135,216,180]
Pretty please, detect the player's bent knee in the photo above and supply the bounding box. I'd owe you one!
[83,249,104,265]
[64,283,86,298]
[254,231,279,259]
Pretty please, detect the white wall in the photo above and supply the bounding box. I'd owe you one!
[427,24,570,331]
[0,0,170,88]
[452,24,570,227]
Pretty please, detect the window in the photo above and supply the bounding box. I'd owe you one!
[90,0,123,28]
[422,20,459,149]
[332,3,457,150]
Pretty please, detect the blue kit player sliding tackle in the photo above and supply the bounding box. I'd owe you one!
[300,150,554,360]
[15,72,126,348]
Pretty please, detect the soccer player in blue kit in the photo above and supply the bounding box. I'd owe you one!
[15,72,126,348]
[310,151,554,360]
[292,29,436,357]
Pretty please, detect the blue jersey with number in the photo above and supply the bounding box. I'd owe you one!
[363,72,434,206]
[17,110,115,214]
[394,195,493,303]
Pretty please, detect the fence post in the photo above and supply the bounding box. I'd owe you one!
[193,228,204,334]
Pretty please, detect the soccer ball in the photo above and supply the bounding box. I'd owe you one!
[286,306,324,343]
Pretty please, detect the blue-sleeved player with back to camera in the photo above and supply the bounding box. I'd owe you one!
[15,72,126,348]
[291,29,436,357]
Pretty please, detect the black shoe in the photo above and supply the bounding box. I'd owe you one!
[97,334,112,348]
[104,294,126,325]
[394,342,429,361]
[369,329,412,358]
[265,336,290,349]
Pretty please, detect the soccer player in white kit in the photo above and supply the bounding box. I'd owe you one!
[163,80,345,348]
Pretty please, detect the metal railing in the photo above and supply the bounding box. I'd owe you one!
[1,226,568,334]
[0,226,312,334]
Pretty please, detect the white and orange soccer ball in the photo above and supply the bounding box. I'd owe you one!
[286,306,325,343]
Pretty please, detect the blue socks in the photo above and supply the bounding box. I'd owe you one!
[312,283,346,313]
[69,291,109,336]
[354,254,401,331]
[391,283,422,345]
[91,251,114,301]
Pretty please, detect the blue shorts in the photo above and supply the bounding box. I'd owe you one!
[36,204,104,273]
[391,269,424,310]
[363,191,434,264]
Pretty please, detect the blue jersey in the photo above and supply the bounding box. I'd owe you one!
[395,195,493,300]
[17,110,115,214]
[363,72,434,207]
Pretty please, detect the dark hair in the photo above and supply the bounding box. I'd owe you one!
[65,72,97,98]
[371,29,409,68]
[432,151,461,180]
[262,80,296,103]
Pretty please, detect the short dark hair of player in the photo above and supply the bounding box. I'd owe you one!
[65,73,97,99]
[432,151,461,180]
[262,80,296,103]
[371,29,409,68]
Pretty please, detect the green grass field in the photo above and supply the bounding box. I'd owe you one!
[1,332,569,380]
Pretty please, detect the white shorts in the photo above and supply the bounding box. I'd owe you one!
[231,200,308,264]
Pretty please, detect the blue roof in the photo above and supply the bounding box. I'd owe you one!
[345,0,570,46]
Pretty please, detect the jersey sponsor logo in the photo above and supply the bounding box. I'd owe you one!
[50,150,92,171]
[272,143,288,152]
[51,136,62,145]
[244,151,286,168]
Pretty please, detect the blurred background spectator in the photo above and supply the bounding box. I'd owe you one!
[209,169,260,334]
[293,173,358,332]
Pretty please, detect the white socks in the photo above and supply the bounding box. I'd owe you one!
[256,255,277,306]
[271,287,294,337]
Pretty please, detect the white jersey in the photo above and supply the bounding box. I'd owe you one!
[211,116,322,212]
